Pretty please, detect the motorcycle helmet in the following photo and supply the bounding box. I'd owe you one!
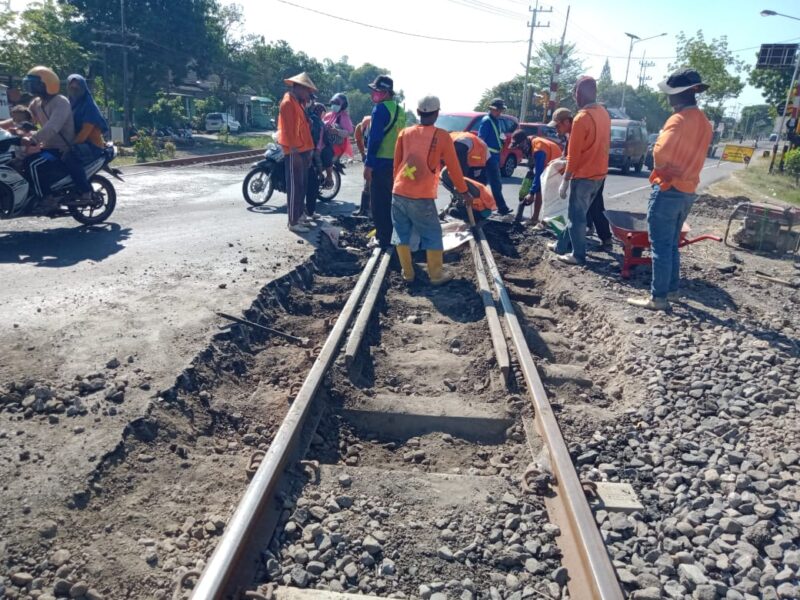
[23,66,60,96]
[329,93,348,110]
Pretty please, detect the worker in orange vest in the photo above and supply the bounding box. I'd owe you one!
[392,95,473,285]
[441,171,497,223]
[450,131,488,182]
[353,115,372,217]
[511,130,563,226]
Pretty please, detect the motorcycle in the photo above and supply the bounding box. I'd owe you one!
[0,133,123,225]
[242,143,344,207]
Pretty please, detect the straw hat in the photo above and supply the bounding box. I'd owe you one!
[283,72,318,92]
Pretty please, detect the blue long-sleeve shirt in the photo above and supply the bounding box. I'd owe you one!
[530,150,547,194]
[478,114,502,163]
[365,102,393,171]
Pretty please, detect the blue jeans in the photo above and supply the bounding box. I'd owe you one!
[485,156,509,212]
[647,186,696,299]
[555,178,603,262]
[391,195,443,250]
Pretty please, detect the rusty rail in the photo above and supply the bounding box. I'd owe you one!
[189,248,383,599]
[475,229,624,600]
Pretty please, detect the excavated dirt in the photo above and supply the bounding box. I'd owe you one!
[0,237,367,600]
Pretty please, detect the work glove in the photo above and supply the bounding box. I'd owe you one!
[559,179,569,199]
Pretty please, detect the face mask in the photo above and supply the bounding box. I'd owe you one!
[371,91,387,103]
[330,104,341,113]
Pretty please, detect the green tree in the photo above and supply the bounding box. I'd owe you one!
[599,59,613,88]
[147,92,187,127]
[346,90,373,126]
[670,31,746,121]
[405,110,418,125]
[477,41,584,118]
[739,104,773,137]
[749,66,794,114]
[349,63,388,93]
[597,84,671,132]
[0,0,88,78]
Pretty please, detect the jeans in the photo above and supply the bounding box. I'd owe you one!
[391,195,443,250]
[648,186,696,299]
[587,180,611,242]
[485,156,508,212]
[555,178,603,262]
[65,143,104,194]
[370,166,394,247]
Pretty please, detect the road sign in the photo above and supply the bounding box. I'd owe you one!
[757,44,798,69]
[721,144,755,164]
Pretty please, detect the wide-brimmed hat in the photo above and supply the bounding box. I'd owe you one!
[658,68,709,95]
[368,75,394,93]
[489,98,507,110]
[283,72,318,92]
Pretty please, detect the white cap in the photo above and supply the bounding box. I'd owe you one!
[417,95,441,114]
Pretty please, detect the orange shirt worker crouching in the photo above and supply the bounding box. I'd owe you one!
[391,95,473,286]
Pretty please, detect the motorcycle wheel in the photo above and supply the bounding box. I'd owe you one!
[69,174,116,225]
[317,168,341,202]
[243,167,273,206]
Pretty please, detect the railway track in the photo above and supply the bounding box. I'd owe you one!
[126,149,263,177]
[181,231,625,600]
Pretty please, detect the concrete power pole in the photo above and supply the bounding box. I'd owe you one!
[637,51,655,88]
[519,1,551,122]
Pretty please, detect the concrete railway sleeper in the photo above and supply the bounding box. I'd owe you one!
[184,239,624,600]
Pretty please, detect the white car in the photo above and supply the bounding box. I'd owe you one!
[205,112,240,133]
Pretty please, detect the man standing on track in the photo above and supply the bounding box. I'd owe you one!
[478,98,512,216]
[627,68,712,311]
[392,95,472,285]
[549,76,610,265]
[364,75,406,248]
[276,72,316,234]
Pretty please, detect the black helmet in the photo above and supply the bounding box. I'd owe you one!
[329,92,348,110]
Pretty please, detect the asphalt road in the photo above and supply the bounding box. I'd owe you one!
[0,156,741,390]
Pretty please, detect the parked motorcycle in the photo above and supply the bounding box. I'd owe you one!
[0,134,123,225]
[242,143,343,207]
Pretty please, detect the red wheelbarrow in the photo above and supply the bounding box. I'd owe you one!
[605,210,721,279]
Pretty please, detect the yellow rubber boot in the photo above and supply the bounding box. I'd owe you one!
[396,244,415,282]
[426,250,453,285]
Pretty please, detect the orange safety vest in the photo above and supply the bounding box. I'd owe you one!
[450,131,489,167]
[531,136,563,166]
[394,125,464,199]
[465,177,497,212]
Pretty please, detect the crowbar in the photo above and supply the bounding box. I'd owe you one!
[216,312,311,346]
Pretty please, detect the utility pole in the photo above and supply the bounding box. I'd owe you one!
[120,0,131,145]
[637,51,655,89]
[519,1,551,122]
[547,5,570,120]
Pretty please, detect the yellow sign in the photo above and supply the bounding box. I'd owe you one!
[721,144,755,164]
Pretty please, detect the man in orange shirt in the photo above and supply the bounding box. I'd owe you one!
[392,95,473,285]
[276,72,316,234]
[628,68,713,310]
[551,76,610,265]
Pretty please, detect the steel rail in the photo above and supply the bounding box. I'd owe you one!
[475,230,624,600]
[468,238,510,379]
[344,249,393,366]
[190,248,383,599]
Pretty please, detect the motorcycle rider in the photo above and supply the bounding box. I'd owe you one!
[322,93,354,188]
[20,66,75,213]
[66,74,109,204]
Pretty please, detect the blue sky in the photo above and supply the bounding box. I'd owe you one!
[12,0,800,117]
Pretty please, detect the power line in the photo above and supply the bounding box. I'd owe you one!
[276,0,527,44]
[446,0,525,20]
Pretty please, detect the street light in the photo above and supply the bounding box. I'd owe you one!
[621,32,667,112]
[762,9,800,172]
[761,9,800,21]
